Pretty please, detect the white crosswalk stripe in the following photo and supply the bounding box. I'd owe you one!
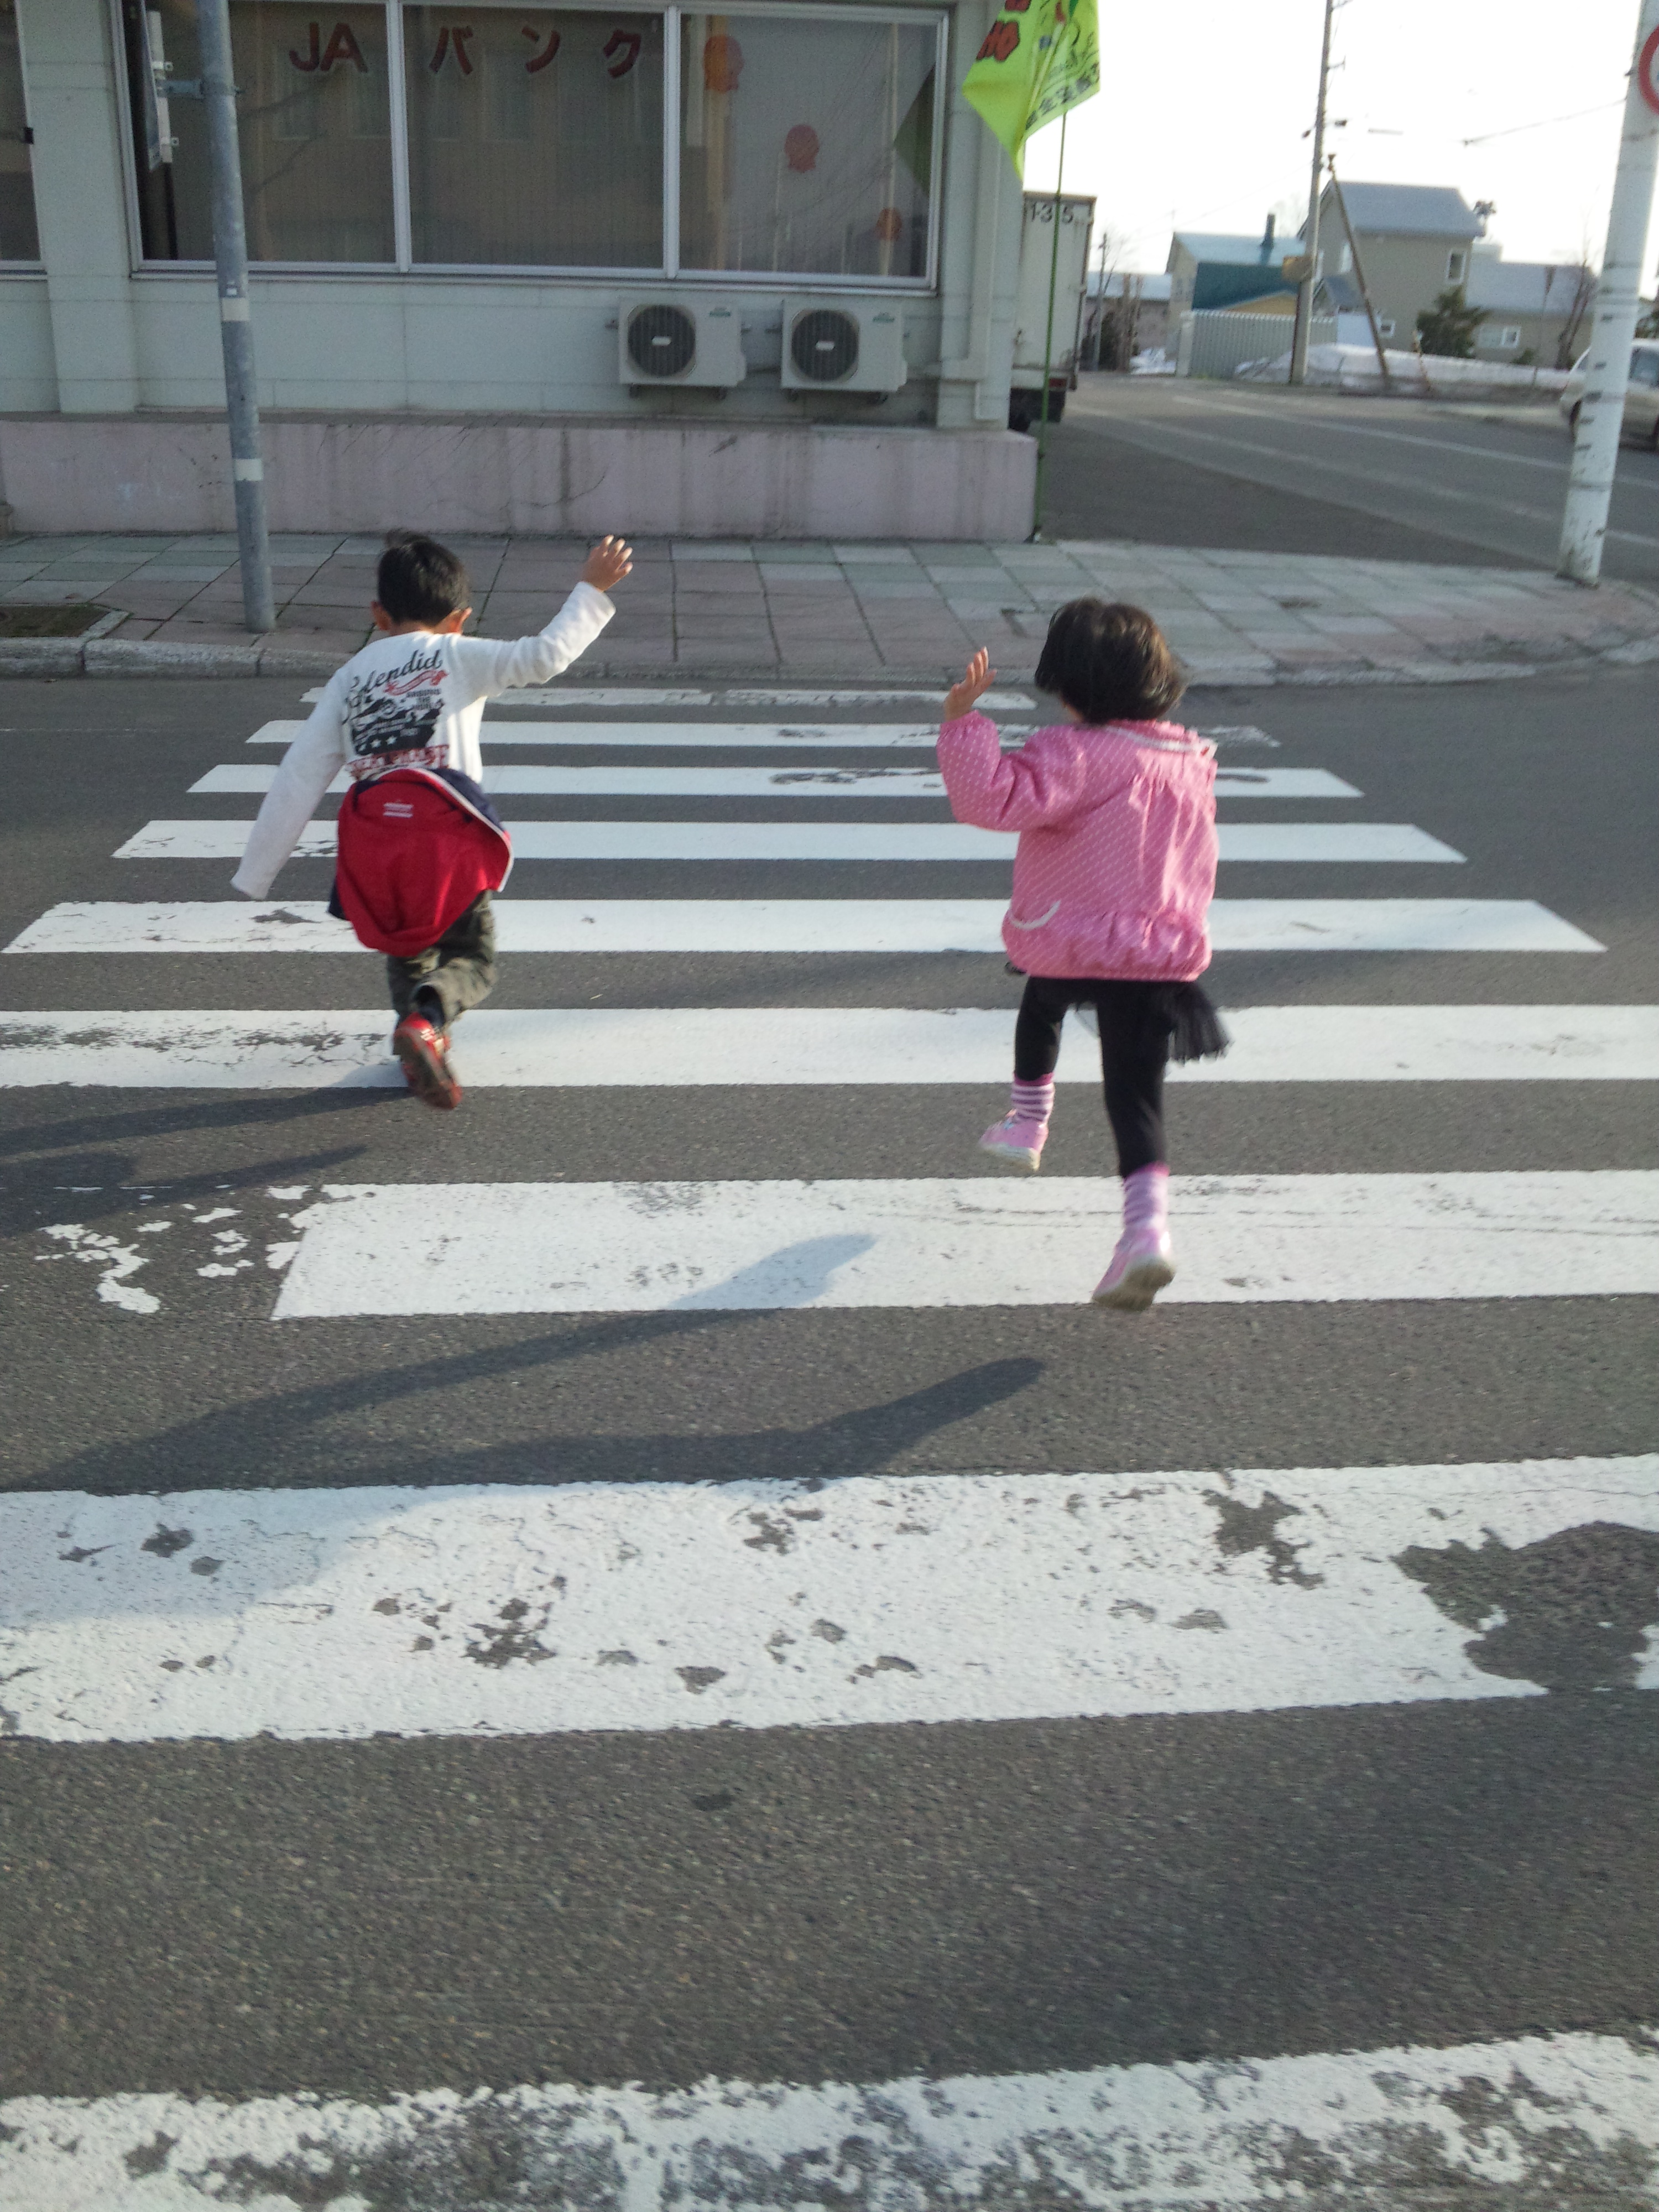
[229,753,1363,798]
[2,1457,1650,1745]
[6,1005,1653,1088]
[6,2026,1653,2210]
[113,818,1465,863]
[267,1174,1658,1316]
[7,682,1653,2185]
[4,895,1602,954]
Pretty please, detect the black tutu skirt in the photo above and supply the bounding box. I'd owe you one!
[1004,964,1230,1063]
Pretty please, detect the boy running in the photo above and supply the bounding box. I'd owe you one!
[232,529,632,1108]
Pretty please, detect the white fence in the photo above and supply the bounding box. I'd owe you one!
[1175,311,1336,380]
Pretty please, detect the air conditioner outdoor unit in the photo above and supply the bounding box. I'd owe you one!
[618,296,747,391]
[778,297,907,394]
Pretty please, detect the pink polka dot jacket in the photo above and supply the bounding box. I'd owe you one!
[938,709,1218,980]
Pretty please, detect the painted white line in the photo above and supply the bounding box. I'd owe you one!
[251,727,1338,795]
[2,1456,1652,1744]
[296,687,1037,707]
[3,899,1604,956]
[11,2027,1655,2211]
[115,821,1462,864]
[5,1006,1652,1090]
[212,738,965,778]
[273,1173,1659,1317]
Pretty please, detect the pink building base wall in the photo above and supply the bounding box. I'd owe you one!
[0,415,1037,540]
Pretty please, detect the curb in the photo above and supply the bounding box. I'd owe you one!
[0,634,1654,687]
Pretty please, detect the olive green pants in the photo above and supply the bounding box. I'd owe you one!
[387,890,497,1031]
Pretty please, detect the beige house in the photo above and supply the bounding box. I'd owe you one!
[1465,255,1595,368]
[1314,181,1484,347]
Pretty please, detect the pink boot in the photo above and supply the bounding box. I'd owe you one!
[978,1076,1053,1173]
[1092,1165,1175,1311]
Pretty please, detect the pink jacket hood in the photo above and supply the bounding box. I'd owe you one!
[938,709,1218,980]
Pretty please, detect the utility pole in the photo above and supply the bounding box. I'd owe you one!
[1558,0,1659,585]
[196,0,274,632]
[1030,109,1069,541]
[1289,0,1336,387]
[1326,158,1391,389]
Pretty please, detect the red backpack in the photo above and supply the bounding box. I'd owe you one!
[332,767,513,957]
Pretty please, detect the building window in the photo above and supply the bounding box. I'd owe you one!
[123,2,397,262]
[120,1,941,281]
[403,8,664,265]
[1496,325,1520,348]
[1377,317,1395,337]
[1446,249,1466,283]
[679,12,935,278]
[0,0,39,260]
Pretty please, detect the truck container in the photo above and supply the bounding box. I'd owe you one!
[1009,190,1096,432]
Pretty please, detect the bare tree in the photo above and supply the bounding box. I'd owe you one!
[1552,262,1595,367]
[1082,222,1130,371]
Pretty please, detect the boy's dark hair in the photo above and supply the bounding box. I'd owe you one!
[1034,598,1185,724]
[376,529,470,627]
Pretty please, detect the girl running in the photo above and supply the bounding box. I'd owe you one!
[938,600,1227,1311]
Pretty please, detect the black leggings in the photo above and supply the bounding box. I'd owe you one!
[1013,976,1172,1178]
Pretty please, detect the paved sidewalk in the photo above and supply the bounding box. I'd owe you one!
[2,530,1655,685]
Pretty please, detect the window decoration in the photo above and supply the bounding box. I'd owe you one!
[119,1,940,282]
[680,11,935,279]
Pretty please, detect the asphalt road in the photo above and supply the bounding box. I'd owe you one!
[1044,376,1659,584]
[0,670,1655,2195]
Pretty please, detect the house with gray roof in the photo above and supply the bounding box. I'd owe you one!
[1465,257,1595,367]
[1313,181,1486,349]
[1167,216,1300,322]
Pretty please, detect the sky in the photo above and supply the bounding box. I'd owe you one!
[1020,0,1656,277]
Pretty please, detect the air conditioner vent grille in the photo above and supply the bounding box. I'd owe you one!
[627,302,697,379]
[790,307,859,384]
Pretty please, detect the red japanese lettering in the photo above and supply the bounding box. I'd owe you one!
[429,24,476,74]
[521,21,561,71]
[976,20,1019,61]
[320,22,367,71]
[290,21,321,70]
[603,27,643,76]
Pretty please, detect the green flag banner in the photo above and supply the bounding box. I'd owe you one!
[962,0,1099,178]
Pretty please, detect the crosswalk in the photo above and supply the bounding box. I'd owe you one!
[2,678,1654,2201]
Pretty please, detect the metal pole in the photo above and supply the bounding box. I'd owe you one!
[1558,0,1659,585]
[196,0,274,632]
[1289,0,1335,387]
[1327,159,1392,390]
[1030,109,1067,541]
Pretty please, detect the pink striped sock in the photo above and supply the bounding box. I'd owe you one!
[1009,1077,1055,1122]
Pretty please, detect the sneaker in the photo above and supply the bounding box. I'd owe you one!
[393,1014,462,1110]
[1091,1227,1176,1311]
[979,1113,1047,1172]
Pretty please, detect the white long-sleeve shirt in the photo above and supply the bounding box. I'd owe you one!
[231,582,613,899]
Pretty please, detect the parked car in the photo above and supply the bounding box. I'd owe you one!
[1559,342,1659,444]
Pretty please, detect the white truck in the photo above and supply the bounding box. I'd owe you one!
[1009,190,1095,433]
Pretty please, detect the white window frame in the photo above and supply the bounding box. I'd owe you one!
[1495,324,1520,348]
[112,0,948,291]
[1376,316,1395,337]
[0,0,43,267]
[1446,248,1466,282]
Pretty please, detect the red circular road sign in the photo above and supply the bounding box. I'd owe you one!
[1640,24,1659,114]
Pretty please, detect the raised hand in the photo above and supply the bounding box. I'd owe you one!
[943,647,997,723]
[581,535,634,592]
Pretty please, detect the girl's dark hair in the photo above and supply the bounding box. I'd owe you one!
[1034,598,1185,724]
[376,529,470,625]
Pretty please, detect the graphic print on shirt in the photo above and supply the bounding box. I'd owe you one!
[343,645,446,777]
